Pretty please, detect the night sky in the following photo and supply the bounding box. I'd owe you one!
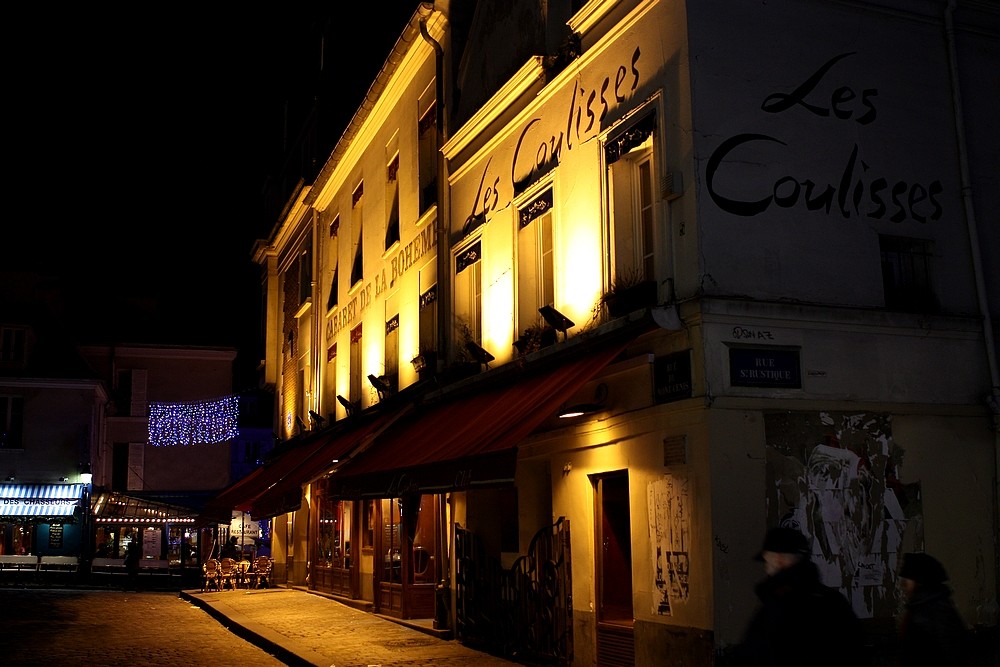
[6,5,418,388]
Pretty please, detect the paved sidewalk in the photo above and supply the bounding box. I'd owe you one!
[180,586,520,667]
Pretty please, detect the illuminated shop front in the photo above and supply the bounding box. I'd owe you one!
[0,483,86,556]
[90,490,201,574]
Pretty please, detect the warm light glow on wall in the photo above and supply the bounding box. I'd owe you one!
[559,190,605,327]
[148,395,239,446]
[483,223,516,364]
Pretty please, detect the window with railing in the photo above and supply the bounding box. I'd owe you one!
[607,109,659,288]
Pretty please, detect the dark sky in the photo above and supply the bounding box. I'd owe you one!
[7,6,418,387]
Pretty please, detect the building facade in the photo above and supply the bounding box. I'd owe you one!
[0,274,104,562]
[241,1,998,664]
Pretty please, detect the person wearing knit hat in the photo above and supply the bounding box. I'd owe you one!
[897,552,971,667]
[733,526,868,666]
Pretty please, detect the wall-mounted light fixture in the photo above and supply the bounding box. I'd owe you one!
[309,410,327,428]
[337,395,358,417]
[558,383,608,419]
[59,476,69,482]
[538,305,575,340]
[411,354,428,372]
[368,374,392,401]
[465,341,495,368]
[4,476,14,483]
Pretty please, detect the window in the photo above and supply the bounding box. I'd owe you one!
[324,343,337,418]
[418,101,437,213]
[385,154,401,250]
[349,324,362,406]
[0,396,24,449]
[327,213,340,312]
[350,183,364,286]
[607,110,658,285]
[384,314,399,393]
[516,189,554,332]
[455,241,482,346]
[880,235,936,313]
[298,245,312,307]
[327,264,339,311]
[419,284,437,356]
[0,327,26,365]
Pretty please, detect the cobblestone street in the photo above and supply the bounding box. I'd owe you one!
[1,589,284,666]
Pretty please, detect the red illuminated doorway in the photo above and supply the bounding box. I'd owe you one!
[594,471,634,666]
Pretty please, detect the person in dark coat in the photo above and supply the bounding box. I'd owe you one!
[897,552,971,667]
[123,538,142,591]
[733,526,868,667]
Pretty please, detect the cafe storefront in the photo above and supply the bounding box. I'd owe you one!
[0,483,86,557]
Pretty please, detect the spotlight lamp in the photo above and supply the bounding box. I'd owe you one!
[538,305,575,339]
[309,410,327,428]
[368,374,392,401]
[295,416,308,433]
[465,340,495,368]
[337,395,358,417]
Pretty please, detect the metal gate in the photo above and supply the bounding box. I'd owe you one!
[456,517,573,665]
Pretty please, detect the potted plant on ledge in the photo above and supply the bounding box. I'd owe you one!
[602,268,657,318]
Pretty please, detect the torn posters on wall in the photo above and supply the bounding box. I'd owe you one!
[648,474,690,614]
[763,411,923,618]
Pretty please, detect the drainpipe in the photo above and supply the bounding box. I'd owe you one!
[420,17,452,372]
[945,0,1000,617]
[420,15,454,632]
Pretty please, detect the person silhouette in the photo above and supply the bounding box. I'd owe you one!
[897,552,971,667]
[733,526,868,666]
[123,538,142,591]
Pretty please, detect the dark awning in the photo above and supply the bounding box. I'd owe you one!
[327,339,631,498]
[247,411,405,519]
[0,483,83,518]
[198,434,339,523]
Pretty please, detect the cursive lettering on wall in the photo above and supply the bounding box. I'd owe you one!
[465,46,643,226]
[706,52,943,224]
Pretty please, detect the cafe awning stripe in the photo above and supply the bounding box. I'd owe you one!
[0,483,83,517]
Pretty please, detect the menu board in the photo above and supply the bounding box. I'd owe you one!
[48,523,64,548]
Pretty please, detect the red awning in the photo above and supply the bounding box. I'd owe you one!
[328,339,630,498]
[247,410,405,519]
[199,433,336,522]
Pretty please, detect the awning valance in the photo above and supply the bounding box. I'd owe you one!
[327,339,630,498]
[0,483,83,518]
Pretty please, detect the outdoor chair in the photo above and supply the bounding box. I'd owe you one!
[218,557,238,590]
[202,558,220,592]
[251,556,272,589]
